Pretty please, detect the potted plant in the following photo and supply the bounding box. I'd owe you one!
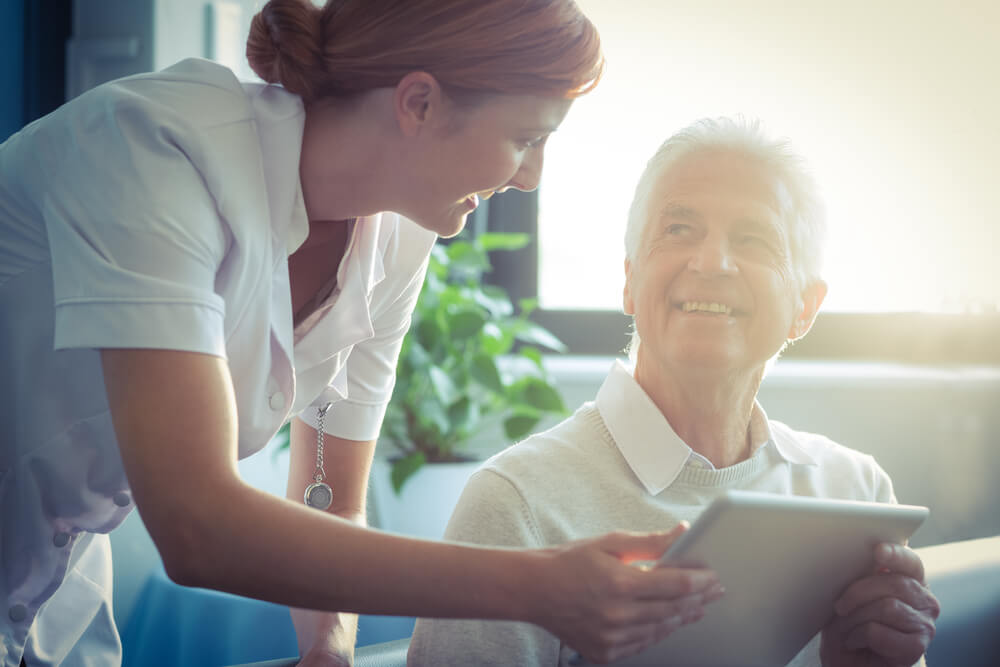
[369,230,569,533]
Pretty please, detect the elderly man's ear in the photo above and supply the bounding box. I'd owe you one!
[623,258,635,316]
[788,280,828,340]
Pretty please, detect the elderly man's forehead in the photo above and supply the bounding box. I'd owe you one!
[650,149,795,219]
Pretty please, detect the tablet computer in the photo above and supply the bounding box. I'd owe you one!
[607,490,929,667]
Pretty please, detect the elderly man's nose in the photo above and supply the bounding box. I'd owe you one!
[689,238,737,274]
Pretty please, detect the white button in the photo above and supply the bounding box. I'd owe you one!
[9,604,27,622]
[268,391,286,411]
[53,532,70,548]
[113,492,131,507]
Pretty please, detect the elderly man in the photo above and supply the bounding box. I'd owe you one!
[407,117,939,666]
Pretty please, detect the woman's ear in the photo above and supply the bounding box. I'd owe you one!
[394,71,443,137]
[788,279,828,340]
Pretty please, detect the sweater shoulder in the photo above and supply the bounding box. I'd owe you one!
[480,403,620,485]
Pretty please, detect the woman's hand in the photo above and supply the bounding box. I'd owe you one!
[531,524,723,665]
[820,543,939,667]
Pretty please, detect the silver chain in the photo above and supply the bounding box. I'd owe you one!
[314,402,332,483]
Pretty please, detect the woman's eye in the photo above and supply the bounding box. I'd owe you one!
[520,136,546,149]
[666,223,692,237]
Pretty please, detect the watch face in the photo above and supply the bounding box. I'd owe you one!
[304,482,333,510]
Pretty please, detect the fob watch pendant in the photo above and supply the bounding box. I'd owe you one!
[304,402,334,511]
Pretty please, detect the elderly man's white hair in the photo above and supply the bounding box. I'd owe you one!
[623,116,827,359]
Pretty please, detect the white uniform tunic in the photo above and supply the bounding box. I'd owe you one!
[0,58,436,666]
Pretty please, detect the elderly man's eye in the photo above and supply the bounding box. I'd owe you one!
[740,234,774,250]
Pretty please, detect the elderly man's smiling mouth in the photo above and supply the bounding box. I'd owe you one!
[679,301,736,315]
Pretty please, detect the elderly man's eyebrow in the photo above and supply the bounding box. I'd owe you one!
[737,217,784,238]
[659,203,701,221]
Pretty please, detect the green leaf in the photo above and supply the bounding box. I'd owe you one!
[447,308,487,339]
[504,411,542,440]
[268,421,292,463]
[474,288,513,318]
[416,317,444,351]
[476,232,530,252]
[446,241,490,274]
[445,240,476,260]
[405,339,432,370]
[416,394,451,435]
[479,322,511,356]
[380,408,408,447]
[428,366,458,405]
[470,353,505,393]
[519,346,544,369]
[518,297,539,317]
[427,246,449,277]
[391,452,426,494]
[386,227,570,466]
[437,284,465,309]
[519,377,567,413]
[514,321,567,353]
[447,396,476,432]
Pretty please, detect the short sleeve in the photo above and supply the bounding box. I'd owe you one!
[43,81,234,356]
[407,469,562,667]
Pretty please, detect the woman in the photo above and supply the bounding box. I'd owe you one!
[0,1,719,665]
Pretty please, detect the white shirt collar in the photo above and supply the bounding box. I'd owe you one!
[242,81,309,254]
[595,360,816,495]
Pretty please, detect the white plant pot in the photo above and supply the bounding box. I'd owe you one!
[368,458,482,539]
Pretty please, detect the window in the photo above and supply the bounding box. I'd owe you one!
[484,0,1000,363]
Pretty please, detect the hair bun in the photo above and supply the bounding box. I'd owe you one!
[246,0,323,100]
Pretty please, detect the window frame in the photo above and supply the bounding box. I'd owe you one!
[478,189,1000,364]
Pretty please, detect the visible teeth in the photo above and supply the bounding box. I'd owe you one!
[682,301,732,314]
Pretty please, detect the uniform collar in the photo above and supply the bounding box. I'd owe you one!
[292,213,387,371]
[242,81,309,255]
[242,81,389,372]
[595,360,816,495]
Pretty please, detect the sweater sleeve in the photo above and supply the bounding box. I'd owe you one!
[407,468,561,667]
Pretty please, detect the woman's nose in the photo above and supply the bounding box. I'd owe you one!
[508,147,544,192]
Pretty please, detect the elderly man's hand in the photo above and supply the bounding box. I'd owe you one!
[820,542,939,666]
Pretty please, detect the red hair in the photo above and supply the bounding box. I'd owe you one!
[246,0,604,103]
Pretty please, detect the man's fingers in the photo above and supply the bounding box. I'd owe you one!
[843,620,932,666]
[838,595,936,636]
[835,571,939,619]
[874,543,926,583]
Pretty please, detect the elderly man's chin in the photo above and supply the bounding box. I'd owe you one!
[654,339,777,376]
